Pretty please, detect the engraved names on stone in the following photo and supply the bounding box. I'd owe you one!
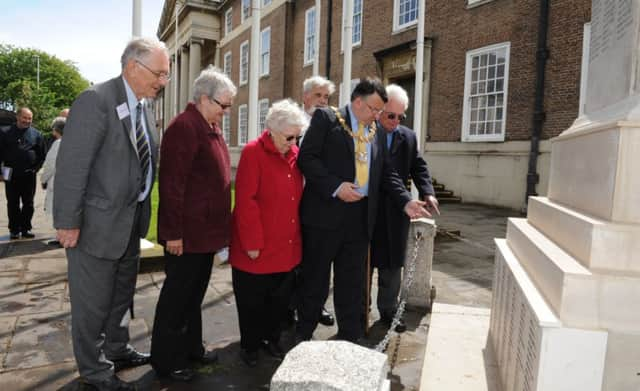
[586,0,635,113]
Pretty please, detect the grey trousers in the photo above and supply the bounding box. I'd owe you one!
[67,217,141,382]
[375,266,402,319]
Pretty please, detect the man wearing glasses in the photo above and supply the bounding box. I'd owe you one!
[370,84,439,333]
[54,37,169,391]
[296,78,432,344]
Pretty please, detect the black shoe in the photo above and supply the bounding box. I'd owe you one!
[319,307,335,326]
[240,349,258,367]
[20,231,35,239]
[167,368,195,382]
[9,232,19,240]
[109,349,150,372]
[83,375,136,391]
[382,316,407,333]
[190,350,218,365]
[261,340,285,359]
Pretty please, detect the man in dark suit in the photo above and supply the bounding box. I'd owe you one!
[371,84,439,333]
[296,78,432,343]
[0,107,45,239]
[54,37,169,391]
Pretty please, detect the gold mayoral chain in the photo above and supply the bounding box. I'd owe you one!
[332,106,376,164]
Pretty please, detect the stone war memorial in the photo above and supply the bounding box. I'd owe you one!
[488,0,640,390]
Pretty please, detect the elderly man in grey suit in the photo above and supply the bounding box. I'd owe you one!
[54,37,169,391]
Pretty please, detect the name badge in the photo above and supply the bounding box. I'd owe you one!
[116,103,130,120]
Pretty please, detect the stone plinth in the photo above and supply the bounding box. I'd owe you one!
[489,240,607,391]
[490,1,640,389]
[405,218,436,310]
[270,341,389,391]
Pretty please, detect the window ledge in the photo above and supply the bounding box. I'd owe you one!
[392,22,417,35]
[466,0,496,9]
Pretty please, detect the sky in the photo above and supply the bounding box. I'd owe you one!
[1,0,165,84]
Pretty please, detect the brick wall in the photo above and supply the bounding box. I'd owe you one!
[426,0,590,142]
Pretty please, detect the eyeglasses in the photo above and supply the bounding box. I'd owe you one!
[284,134,302,142]
[211,97,233,110]
[363,100,384,115]
[385,112,407,121]
[136,60,171,81]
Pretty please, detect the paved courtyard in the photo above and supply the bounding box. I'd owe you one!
[0,179,517,390]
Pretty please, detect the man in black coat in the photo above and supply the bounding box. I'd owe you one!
[296,78,432,342]
[0,107,45,239]
[371,84,439,332]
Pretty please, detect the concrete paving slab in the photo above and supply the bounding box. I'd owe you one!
[0,290,64,316]
[420,303,500,391]
[0,259,24,272]
[0,316,17,362]
[0,361,78,391]
[4,312,73,370]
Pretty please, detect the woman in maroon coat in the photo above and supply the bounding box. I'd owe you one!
[230,99,308,367]
[150,67,236,381]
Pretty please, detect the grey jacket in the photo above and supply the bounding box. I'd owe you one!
[53,76,159,259]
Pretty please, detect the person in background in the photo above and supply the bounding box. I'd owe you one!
[294,75,337,327]
[370,84,439,333]
[230,99,307,367]
[41,116,66,247]
[0,107,45,240]
[54,37,169,391]
[296,78,431,344]
[151,67,236,382]
[300,76,335,145]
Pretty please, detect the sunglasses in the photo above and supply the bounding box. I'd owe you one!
[211,98,233,110]
[385,112,406,121]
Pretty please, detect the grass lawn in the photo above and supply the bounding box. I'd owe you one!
[145,183,235,244]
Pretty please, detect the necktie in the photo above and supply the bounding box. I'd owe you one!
[355,122,368,187]
[135,103,150,192]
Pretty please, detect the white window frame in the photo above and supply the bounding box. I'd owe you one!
[238,104,248,145]
[223,51,232,78]
[304,7,316,66]
[260,27,271,76]
[241,0,251,23]
[225,8,233,35]
[341,0,363,50]
[259,99,269,131]
[222,112,231,144]
[393,0,418,32]
[240,40,249,86]
[461,42,510,142]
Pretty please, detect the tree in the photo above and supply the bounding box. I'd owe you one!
[0,44,90,133]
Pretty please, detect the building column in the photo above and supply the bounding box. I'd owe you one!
[180,47,190,109]
[189,39,204,101]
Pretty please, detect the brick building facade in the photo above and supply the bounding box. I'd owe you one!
[156,0,591,209]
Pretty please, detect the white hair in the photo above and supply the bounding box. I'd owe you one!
[303,76,336,95]
[120,37,168,70]
[266,99,308,132]
[386,84,410,110]
[192,65,237,101]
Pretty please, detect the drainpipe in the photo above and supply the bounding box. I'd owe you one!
[325,0,332,79]
[341,0,353,105]
[313,0,321,76]
[525,0,549,204]
[248,0,261,141]
[413,0,426,151]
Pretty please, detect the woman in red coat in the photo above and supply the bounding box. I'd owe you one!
[230,99,308,367]
[151,67,236,381]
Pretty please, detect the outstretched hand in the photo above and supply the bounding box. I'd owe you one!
[403,199,432,219]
